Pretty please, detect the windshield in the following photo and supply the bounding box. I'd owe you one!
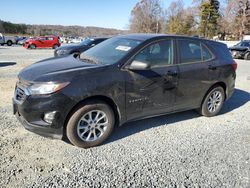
[80,38,93,46]
[80,37,142,65]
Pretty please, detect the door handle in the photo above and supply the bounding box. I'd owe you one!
[167,70,178,77]
[208,65,217,70]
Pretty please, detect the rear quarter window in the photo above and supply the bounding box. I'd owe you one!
[207,41,233,61]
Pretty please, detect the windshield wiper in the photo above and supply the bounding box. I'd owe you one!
[79,54,99,64]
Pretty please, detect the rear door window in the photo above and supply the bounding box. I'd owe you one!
[202,44,213,61]
[178,39,214,64]
[178,39,202,63]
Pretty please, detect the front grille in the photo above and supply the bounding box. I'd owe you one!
[15,86,27,102]
[15,79,30,103]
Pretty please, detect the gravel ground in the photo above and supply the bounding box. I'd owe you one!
[0,46,250,187]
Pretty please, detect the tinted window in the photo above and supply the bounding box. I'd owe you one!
[93,39,105,45]
[39,37,46,41]
[80,38,93,46]
[241,42,250,47]
[202,44,213,61]
[179,40,202,63]
[134,40,173,67]
[208,41,233,61]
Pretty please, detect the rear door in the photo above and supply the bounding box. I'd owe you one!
[125,39,179,120]
[174,39,215,110]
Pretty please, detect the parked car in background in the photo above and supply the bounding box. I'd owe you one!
[229,40,250,60]
[54,37,108,57]
[13,34,237,148]
[17,38,29,45]
[23,36,61,49]
[0,33,17,46]
[16,36,27,45]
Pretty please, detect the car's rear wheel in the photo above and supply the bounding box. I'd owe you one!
[53,44,59,49]
[66,101,115,148]
[198,86,225,117]
[7,40,12,46]
[29,44,36,49]
[244,52,250,60]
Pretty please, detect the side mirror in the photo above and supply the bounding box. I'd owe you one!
[127,60,150,70]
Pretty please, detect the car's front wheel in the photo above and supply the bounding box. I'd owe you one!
[66,101,115,148]
[199,86,225,117]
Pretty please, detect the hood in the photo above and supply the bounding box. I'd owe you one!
[229,46,249,51]
[18,55,99,82]
[56,44,88,51]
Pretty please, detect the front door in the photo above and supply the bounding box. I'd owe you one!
[37,37,47,48]
[125,39,179,121]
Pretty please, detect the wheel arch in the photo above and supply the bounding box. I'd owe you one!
[201,82,227,107]
[62,95,121,139]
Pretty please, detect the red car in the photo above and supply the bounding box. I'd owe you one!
[23,36,61,49]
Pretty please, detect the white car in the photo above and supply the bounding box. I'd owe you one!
[0,33,17,46]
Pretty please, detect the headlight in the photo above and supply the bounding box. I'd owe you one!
[28,82,69,95]
[57,49,69,55]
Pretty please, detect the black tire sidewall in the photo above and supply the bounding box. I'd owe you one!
[201,86,225,117]
[7,41,12,46]
[53,44,58,49]
[245,52,250,60]
[66,101,115,148]
[30,44,36,49]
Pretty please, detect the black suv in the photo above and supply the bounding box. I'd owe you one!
[54,37,108,57]
[229,40,250,60]
[13,34,237,148]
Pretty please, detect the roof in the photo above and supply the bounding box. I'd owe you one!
[116,33,225,46]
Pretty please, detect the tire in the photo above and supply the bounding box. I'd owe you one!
[29,44,36,49]
[1,44,4,46]
[66,100,115,148]
[73,52,80,58]
[53,44,59,49]
[7,40,12,46]
[198,86,225,117]
[244,52,250,60]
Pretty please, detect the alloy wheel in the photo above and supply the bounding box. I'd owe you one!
[77,110,108,142]
[207,90,223,113]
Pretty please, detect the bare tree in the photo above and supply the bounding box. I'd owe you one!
[165,0,196,35]
[220,0,250,39]
[129,0,164,33]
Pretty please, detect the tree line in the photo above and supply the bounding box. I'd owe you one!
[0,20,126,37]
[129,0,250,40]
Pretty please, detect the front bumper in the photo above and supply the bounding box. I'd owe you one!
[230,50,245,59]
[15,109,63,139]
[13,91,75,139]
[23,43,29,48]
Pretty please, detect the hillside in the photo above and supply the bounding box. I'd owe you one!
[0,20,128,37]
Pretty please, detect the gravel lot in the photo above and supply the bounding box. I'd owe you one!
[0,46,250,187]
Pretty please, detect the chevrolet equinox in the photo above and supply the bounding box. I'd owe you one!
[13,34,237,148]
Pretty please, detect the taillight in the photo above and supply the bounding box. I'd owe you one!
[231,60,237,71]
